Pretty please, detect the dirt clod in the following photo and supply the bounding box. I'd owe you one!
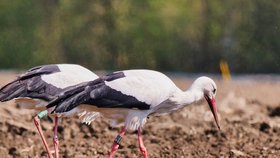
[260,122,270,133]
[8,147,17,155]
[269,106,280,117]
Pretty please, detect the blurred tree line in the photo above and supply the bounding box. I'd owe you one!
[0,0,279,73]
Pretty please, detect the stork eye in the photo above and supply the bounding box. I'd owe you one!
[212,89,216,94]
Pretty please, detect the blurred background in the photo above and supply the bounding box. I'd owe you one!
[0,0,280,73]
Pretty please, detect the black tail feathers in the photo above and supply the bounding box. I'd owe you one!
[0,80,26,102]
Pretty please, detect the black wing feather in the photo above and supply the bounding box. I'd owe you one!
[50,72,150,113]
[46,80,97,109]
[0,64,61,102]
[19,65,60,80]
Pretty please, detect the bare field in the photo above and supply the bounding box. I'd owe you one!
[0,72,280,158]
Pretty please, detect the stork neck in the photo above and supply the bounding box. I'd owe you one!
[172,88,204,108]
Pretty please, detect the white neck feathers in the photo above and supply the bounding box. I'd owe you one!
[170,88,204,108]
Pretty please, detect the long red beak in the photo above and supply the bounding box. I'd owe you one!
[205,95,220,130]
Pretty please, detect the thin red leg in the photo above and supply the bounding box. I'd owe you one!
[53,117,59,158]
[33,116,53,158]
[138,128,148,158]
[108,127,126,158]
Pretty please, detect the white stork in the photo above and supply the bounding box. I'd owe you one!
[0,64,99,158]
[46,69,220,158]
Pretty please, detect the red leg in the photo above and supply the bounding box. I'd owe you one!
[108,127,126,158]
[138,128,148,158]
[33,115,53,158]
[53,117,59,158]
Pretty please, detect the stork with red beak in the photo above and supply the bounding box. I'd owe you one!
[0,64,100,158]
[47,70,220,158]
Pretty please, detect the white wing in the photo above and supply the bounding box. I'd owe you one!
[41,64,98,89]
[105,70,180,107]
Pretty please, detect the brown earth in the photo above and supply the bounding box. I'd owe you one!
[0,72,280,158]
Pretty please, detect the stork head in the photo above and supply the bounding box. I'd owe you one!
[191,76,220,130]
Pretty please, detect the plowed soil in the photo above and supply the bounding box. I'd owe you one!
[0,72,279,158]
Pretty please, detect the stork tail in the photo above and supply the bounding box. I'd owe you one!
[0,80,26,102]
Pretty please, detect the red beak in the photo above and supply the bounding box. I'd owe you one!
[205,95,220,130]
